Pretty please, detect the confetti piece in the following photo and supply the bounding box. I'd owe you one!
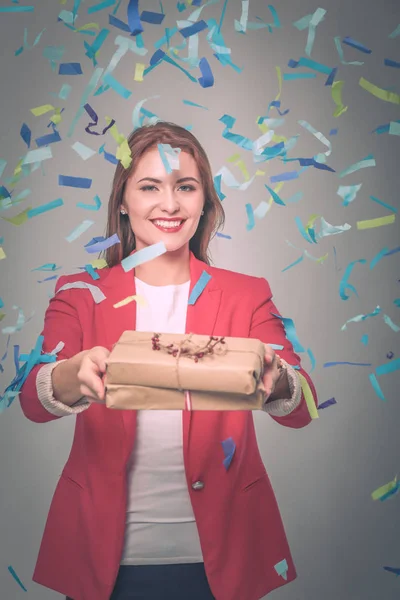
[339,154,376,178]
[221,437,236,470]
[386,351,394,359]
[245,203,255,230]
[388,24,400,38]
[157,143,181,174]
[27,198,64,218]
[384,58,400,69]
[1,305,35,335]
[0,6,34,12]
[359,76,400,105]
[85,233,120,252]
[341,306,381,330]
[188,270,212,305]
[372,476,399,500]
[298,372,318,418]
[342,36,371,53]
[22,147,53,165]
[370,247,390,269]
[57,281,106,303]
[334,36,364,66]
[324,361,372,367]
[134,62,145,81]
[270,313,305,353]
[234,0,249,33]
[337,184,362,206]
[59,62,83,75]
[293,8,326,57]
[389,121,400,135]
[383,314,400,332]
[76,195,102,211]
[141,10,165,24]
[282,255,304,272]
[318,397,337,409]
[72,141,97,160]
[66,220,94,242]
[67,67,104,138]
[103,72,132,98]
[113,294,147,308]
[122,241,167,272]
[339,259,367,300]
[274,558,288,580]
[356,214,395,230]
[265,184,285,206]
[7,565,27,592]
[35,130,62,147]
[198,57,214,87]
[383,566,400,576]
[59,175,92,189]
[375,357,400,377]
[369,195,397,214]
[127,0,143,35]
[331,80,348,117]
[88,0,116,14]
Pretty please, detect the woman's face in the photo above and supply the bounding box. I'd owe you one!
[122,147,205,254]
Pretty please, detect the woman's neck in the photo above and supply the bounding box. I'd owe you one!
[134,246,190,286]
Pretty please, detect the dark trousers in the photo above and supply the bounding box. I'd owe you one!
[66,561,216,600]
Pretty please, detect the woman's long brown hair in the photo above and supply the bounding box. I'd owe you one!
[98,121,225,268]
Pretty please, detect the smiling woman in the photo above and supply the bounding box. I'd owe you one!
[99,121,225,286]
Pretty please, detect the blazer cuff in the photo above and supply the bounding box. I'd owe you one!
[262,359,302,416]
[36,361,91,417]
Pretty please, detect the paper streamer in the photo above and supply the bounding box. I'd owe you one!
[359,77,400,105]
[357,215,395,230]
[56,281,106,304]
[339,154,376,178]
[157,144,181,173]
[72,142,96,160]
[274,558,288,580]
[371,476,399,500]
[339,259,367,300]
[270,313,305,353]
[85,233,120,253]
[188,270,212,305]
[221,437,236,470]
[298,372,319,419]
[65,220,94,242]
[121,242,167,272]
[341,306,381,330]
[113,294,147,308]
[59,175,92,189]
[337,184,362,206]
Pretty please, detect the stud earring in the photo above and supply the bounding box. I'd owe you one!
[120,209,126,215]
[201,210,204,216]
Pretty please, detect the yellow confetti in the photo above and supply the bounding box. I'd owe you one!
[298,373,319,420]
[105,119,133,169]
[371,475,398,501]
[357,214,395,230]
[1,207,30,226]
[275,65,282,101]
[76,22,100,32]
[30,104,55,117]
[0,312,6,321]
[331,80,348,117]
[359,77,400,105]
[305,214,321,231]
[134,63,145,82]
[113,295,147,308]
[0,247,6,260]
[90,259,108,270]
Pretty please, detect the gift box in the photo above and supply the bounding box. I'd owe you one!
[104,331,267,410]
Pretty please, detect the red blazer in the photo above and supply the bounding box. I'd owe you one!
[19,250,318,600]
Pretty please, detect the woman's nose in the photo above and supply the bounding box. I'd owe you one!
[159,188,180,210]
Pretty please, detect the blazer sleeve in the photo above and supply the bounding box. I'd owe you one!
[18,275,90,423]
[249,277,318,429]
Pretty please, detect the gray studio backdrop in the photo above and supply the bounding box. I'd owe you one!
[0,0,399,599]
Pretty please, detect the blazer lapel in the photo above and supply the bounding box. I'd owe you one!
[98,250,222,462]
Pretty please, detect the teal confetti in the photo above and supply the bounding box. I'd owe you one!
[7,565,27,591]
[188,270,212,305]
[369,373,386,401]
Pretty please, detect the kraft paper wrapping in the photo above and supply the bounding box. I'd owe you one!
[104,331,267,410]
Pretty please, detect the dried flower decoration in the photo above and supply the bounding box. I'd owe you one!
[151,334,227,363]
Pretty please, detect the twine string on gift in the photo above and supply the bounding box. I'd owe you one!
[151,333,228,393]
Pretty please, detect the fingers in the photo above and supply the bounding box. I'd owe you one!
[77,346,110,404]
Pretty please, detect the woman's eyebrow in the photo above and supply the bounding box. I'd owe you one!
[136,176,200,184]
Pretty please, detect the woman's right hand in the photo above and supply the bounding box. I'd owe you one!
[77,346,111,404]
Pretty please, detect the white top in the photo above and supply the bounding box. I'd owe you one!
[35,277,301,565]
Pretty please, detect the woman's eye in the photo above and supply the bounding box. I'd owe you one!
[179,185,195,192]
[141,185,157,191]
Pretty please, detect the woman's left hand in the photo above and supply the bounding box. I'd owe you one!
[262,345,282,402]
